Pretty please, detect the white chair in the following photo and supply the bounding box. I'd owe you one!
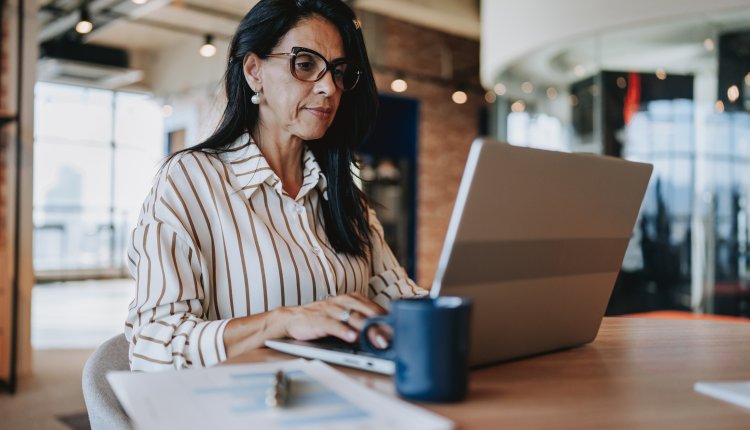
[82,334,132,430]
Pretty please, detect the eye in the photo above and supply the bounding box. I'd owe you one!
[294,54,317,72]
[295,61,314,71]
[333,64,348,78]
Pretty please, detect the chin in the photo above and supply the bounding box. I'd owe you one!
[299,126,332,141]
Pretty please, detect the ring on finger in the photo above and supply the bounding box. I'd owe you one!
[338,309,352,324]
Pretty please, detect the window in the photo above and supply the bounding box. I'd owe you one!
[33,82,164,278]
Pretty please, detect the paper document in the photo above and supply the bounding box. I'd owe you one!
[107,359,453,430]
[694,380,750,410]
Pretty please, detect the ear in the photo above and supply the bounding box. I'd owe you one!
[242,53,263,92]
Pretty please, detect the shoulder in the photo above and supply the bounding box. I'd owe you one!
[161,150,220,178]
[149,150,225,204]
[366,205,385,233]
[159,150,226,187]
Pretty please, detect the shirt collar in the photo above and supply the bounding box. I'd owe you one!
[220,134,328,201]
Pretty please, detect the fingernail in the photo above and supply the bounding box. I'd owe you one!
[347,331,357,341]
[375,335,388,349]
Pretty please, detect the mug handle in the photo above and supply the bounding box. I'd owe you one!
[359,316,395,359]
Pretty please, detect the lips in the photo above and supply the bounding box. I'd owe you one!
[305,106,333,118]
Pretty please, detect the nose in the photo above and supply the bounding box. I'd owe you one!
[313,68,337,96]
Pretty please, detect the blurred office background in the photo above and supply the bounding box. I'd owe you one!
[1,0,750,426]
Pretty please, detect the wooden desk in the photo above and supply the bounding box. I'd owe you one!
[226,317,750,429]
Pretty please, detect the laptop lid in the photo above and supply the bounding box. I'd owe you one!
[431,138,653,366]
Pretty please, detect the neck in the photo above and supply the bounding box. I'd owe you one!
[252,119,304,199]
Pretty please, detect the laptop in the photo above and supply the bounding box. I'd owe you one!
[266,137,653,374]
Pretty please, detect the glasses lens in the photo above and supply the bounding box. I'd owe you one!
[292,50,361,91]
[293,52,326,81]
[336,63,361,91]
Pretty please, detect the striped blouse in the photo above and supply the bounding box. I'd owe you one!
[124,134,426,372]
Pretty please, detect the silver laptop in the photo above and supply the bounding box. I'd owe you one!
[266,138,653,374]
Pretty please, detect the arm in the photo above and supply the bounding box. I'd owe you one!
[125,220,229,371]
[366,208,429,309]
[126,219,385,368]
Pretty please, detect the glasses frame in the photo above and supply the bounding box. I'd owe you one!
[266,46,361,91]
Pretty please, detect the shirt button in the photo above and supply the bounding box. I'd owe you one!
[295,204,305,214]
[311,246,322,255]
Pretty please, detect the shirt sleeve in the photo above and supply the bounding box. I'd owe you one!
[124,161,231,372]
[366,208,429,309]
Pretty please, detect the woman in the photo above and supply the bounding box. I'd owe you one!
[125,0,425,372]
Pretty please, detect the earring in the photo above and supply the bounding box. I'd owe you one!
[251,91,262,105]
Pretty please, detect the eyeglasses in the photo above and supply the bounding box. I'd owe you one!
[266,46,361,91]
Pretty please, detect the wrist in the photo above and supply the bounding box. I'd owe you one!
[269,306,293,338]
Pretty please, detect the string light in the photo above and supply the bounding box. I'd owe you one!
[703,38,715,51]
[510,100,526,112]
[656,69,667,80]
[484,91,497,103]
[521,81,533,94]
[546,87,558,100]
[493,83,506,96]
[451,90,468,104]
[727,85,740,103]
[715,100,725,112]
[390,78,407,93]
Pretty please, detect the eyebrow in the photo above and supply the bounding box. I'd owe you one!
[298,46,346,63]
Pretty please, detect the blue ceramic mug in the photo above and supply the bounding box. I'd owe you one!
[360,296,472,402]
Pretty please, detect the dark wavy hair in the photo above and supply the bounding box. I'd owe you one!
[179,0,378,258]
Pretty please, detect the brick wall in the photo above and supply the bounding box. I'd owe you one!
[364,14,485,287]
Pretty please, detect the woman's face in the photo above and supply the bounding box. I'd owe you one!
[247,16,346,142]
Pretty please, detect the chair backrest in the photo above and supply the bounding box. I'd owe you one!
[82,334,132,430]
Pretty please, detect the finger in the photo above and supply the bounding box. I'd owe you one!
[365,324,391,349]
[344,310,367,331]
[324,304,349,323]
[333,294,386,318]
[367,327,391,349]
[321,318,358,343]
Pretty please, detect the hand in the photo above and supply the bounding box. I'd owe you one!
[280,293,386,344]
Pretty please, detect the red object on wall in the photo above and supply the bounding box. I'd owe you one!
[623,72,641,125]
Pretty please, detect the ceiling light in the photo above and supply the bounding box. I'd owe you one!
[510,100,526,112]
[200,34,217,58]
[521,81,533,94]
[493,83,506,96]
[132,0,149,4]
[75,1,93,34]
[703,38,715,51]
[162,103,174,117]
[390,78,407,93]
[656,69,667,80]
[451,90,468,104]
[727,85,740,103]
[484,91,497,103]
[546,87,558,100]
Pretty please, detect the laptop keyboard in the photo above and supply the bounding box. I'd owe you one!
[310,336,379,357]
